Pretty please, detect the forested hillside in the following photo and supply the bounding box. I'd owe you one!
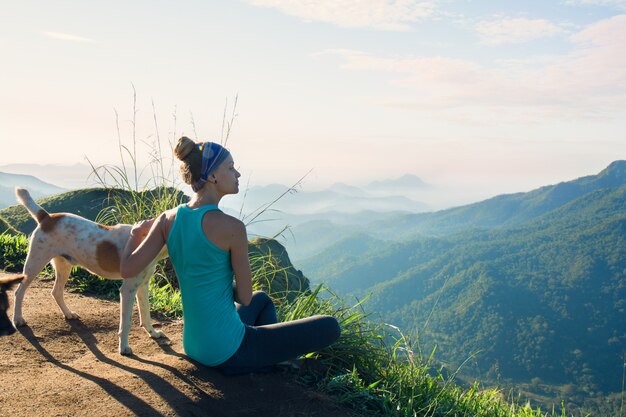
[302,162,626,398]
[0,188,187,234]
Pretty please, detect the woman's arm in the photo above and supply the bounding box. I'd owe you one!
[230,219,253,306]
[120,213,167,278]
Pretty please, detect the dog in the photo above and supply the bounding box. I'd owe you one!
[12,187,168,354]
[1,275,24,336]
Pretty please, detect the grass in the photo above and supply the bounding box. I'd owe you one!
[272,284,575,417]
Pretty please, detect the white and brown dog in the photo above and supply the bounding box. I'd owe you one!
[12,187,167,354]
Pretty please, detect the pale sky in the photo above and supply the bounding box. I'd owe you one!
[1,0,625,198]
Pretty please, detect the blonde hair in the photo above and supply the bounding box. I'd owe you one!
[174,136,202,185]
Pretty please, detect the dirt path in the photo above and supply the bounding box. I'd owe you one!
[0,273,352,417]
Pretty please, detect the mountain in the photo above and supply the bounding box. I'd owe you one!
[327,182,368,197]
[0,187,188,235]
[222,183,429,215]
[365,160,626,240]
[241,210,405,262]
[0,163,96,191]
[0,172,67,208]
[301,161,626,395]
[368,174,430,190]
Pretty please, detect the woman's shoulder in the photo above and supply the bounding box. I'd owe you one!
[216,210,246,230]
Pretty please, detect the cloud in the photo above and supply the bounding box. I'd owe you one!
[244,0,435,30]
[316,15,626,120]
[563,0,626,10]
[475,17,568,45]
[42,32,96,43]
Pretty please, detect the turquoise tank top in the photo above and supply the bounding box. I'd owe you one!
[167,204,245,366]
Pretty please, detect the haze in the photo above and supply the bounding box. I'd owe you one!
[1,0,625,202]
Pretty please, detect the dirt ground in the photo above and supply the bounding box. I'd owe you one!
[0,272,353,417]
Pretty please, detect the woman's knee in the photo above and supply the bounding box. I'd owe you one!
[319,315,341,344]
[251,290,272,304]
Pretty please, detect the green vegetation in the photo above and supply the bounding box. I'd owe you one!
[0,232,29,271]
[248,237,310,302]
[0,214,18,235]
[302,171,626,415]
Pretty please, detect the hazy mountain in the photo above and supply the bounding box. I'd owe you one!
[365,160,626,240]
[0,172,67,208]
[368,174,430,190]
[241,209,411,262]
[0,163,96,191]
[301,161,626,395]
[327,182,368,197]
[222,183,429,216]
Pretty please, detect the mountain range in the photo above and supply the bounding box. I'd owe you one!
[0,172,67,209]
[300,161,626,395]
[220,178,430,216]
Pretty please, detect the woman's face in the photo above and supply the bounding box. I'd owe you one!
[212,154,240,195]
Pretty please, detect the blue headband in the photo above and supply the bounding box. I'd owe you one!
[191,142,231,192]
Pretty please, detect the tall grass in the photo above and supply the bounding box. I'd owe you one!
[86,89,189,312]
[277,284,575,417]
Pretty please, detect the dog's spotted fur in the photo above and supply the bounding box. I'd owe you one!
[13,187,168,354]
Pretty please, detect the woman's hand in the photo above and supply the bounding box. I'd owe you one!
[130,218,155,240]
[120,215,167,278]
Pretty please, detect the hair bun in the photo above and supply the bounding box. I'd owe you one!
[174,136,197,161]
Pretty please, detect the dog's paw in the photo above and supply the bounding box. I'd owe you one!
[65,311,80,320]
[148,329,165,339]
[119,345,133,356]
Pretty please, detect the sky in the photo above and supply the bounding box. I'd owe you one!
[1,0,625,201]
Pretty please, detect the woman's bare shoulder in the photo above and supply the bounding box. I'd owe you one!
[218,211,246,230]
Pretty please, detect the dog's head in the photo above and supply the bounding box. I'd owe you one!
[0,275,23,336]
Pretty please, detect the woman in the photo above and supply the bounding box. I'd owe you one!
[120,137,340,374]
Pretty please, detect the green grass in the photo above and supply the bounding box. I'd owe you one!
[0,232,29,272]
[272,284,575,417]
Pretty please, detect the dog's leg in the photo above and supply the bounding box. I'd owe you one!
[118,278,140,355]
[13,243,52,326]
[50,257,80,320]
[136,273,164,339]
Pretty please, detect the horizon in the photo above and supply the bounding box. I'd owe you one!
[1,1,625,199]
[1,158,622,212]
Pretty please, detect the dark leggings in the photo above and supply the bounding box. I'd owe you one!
[215,291,341,374]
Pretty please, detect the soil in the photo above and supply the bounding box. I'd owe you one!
[0,272,353,417]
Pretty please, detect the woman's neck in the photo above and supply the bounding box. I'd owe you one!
[187,188,222,208]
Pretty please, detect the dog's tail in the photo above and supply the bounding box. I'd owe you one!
[15,187,49,224]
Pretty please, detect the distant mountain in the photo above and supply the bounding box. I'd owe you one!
[0,172,67,208]
[366,160,626,240]
[301,161,626,395]
[242,209,410,262]
[368,174,430,190]
[327,182,368,197]
[222,182,429,216]
[0,163,96,191]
